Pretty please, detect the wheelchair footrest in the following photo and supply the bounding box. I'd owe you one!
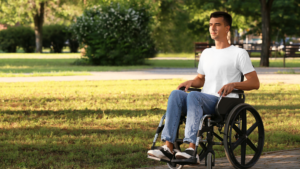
[171,157,197,165]
[147,155,170,163]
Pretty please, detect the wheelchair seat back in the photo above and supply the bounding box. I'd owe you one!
[215,97,244,117]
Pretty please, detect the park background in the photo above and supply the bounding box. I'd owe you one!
[0,0,300,168]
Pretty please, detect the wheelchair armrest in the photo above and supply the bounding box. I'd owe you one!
[229,89,244,94]
[179,87,201,92]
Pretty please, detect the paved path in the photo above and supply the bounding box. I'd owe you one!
[141,148,300,169]
[1,68,300,83]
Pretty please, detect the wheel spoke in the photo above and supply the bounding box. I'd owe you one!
[241,141,246,165]
[232,124,243,135]
[231,136,246,150]
[241,111,247,165]
[247,122,258,136]
[247,139,258,152]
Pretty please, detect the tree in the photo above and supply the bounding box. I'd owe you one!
[184,0,259,44]
[270,0,300,47]
[185,0,277,66]
[235,0,300,62]
[0,0,83,53]
[259,0,274,67]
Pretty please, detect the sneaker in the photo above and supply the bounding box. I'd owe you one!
[175,147,200,164]
[147,145,174,161]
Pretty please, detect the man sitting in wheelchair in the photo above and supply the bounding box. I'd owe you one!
[147,11,260,164]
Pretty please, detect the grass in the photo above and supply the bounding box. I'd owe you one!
[276,69,300,74]
[0,71,91,77]
[0,58,299,75]
[0,58,198,74]
[156,53,195,59]
[0,79,299,168]
[0,53,80,59]
[156,51,288,58]
[252,59,300,67]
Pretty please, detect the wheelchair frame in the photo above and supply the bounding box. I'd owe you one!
[147,87,265,169]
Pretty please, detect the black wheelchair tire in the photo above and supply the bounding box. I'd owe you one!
[224,103,265,169]
[167,162,184,169]
[206,152,213,169]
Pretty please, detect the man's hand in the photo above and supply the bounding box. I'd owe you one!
[218,71,260,96]
[177,80,193,92]
[218,83,235,96]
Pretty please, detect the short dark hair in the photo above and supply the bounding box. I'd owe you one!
[210,11,232,29]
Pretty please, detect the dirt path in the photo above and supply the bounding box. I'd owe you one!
[140,148,300,169]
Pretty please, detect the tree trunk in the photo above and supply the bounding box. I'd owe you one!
[34,2,45,53]
[259,0,274,67]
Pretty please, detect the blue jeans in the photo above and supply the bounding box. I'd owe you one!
[161,90,219,144]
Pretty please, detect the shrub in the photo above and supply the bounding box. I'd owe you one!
[19,27,35,53]
[70,2,156,65]
[67,33,79,53]
[0,26,35,53]
[43,24,69,53]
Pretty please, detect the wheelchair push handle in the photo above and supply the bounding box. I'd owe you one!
[179,86,201,92]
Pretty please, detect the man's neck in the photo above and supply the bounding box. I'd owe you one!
[214,40,231,49]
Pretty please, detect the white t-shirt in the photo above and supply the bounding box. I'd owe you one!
[197,45,255,98]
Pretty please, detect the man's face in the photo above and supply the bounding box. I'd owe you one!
[209,17,230,40]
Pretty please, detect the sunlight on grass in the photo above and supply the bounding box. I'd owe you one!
[156,53,194,58]
[0,53,80,59]
[251,58,300,67]
[0,71,91,77]
[276,69,299,74]
[0,80,299,168]
[0,58,299,74]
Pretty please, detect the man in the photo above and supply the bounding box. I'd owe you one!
[147,11,260,162]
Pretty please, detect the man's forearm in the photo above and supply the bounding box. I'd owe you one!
[232,80,259,91]
[191,76,204,88]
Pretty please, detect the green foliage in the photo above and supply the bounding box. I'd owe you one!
[0,26,35,53]
[152,0,205,53]
[68,36,79,53]
[43,24,69,53]
[42,24,79,53]
[0,0,83,25]
[270,0,300,43]
[70,2,156,65]
[0,29,17,53]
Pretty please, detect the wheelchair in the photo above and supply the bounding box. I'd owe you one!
[147,80,265,169]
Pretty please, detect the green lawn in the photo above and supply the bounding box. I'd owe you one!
[156,51,287,58]
[0,53,80,59]
[0,80,299,168]
[0,71,91,77]
[0,58,198,74]
[0,58,300,75]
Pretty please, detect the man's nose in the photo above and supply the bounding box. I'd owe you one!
[211,25,216,30]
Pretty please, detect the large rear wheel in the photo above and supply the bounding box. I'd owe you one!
[224,103,264,169]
